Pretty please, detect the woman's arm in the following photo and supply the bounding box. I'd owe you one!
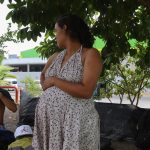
[44,48,103,99]
[0,92,17,112]
[40,52,59,88]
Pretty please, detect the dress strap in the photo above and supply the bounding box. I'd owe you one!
[77,45,83,54]
[77,45,84,65]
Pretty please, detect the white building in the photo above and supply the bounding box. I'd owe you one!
[2,57,47,87]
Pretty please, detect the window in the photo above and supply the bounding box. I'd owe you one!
[10,65,27,72]
[30,64,45,72]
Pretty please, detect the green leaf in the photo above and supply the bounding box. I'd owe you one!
[9,0,12,3]
[7,3,16,9]
[0,0,4,4]
[27,31,32,41]
[6,11,13,20]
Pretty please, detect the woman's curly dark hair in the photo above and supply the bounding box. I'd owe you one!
[56,14,94,48]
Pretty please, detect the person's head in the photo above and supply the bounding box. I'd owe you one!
[55,14,94,48]
[14,125,33,139]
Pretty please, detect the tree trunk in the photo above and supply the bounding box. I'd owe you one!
[136,93,141,106]
[119,94,124,104]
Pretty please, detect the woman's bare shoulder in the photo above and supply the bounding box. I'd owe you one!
[42,52,60,74]
[86,48,101,56]
[82,48,101,63]
[47,52,60,62]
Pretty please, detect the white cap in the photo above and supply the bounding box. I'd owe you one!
[14,125,33,138]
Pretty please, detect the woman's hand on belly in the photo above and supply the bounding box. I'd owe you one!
[42,77,55,91]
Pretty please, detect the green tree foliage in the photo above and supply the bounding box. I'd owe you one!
[1,0,150,69]
[0,65,16,85]
[100,44,150,106]
[0,24,17,85]
[0,23,17,63]
[21,76,42,97]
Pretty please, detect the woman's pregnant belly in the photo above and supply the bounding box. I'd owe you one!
[38,86,94,112]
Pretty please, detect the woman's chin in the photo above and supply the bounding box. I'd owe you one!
[57,43,65,49]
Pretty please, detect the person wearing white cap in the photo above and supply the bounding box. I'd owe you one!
[8,125,34,150]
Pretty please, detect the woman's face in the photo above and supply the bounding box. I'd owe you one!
[54,23,68,48]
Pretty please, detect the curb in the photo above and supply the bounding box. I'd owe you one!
[141,93,150,96]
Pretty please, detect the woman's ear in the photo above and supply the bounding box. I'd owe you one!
[63,25,67,31]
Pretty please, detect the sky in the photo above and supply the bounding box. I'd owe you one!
[0,1,43,57]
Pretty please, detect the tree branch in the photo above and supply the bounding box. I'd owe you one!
[117,65,133,103]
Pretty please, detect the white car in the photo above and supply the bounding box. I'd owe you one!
[5,78,18,89]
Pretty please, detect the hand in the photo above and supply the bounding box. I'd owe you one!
[42,77,56,91]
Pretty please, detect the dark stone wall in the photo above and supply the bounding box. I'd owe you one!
[95,102,150,150]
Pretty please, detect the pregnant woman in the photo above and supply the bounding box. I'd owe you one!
[32,14,102,150]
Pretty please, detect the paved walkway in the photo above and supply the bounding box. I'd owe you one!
[95,95,150,108]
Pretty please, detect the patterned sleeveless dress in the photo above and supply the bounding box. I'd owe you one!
[32,48,100,150]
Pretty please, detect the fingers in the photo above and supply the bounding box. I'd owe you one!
[41,77,56,91]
